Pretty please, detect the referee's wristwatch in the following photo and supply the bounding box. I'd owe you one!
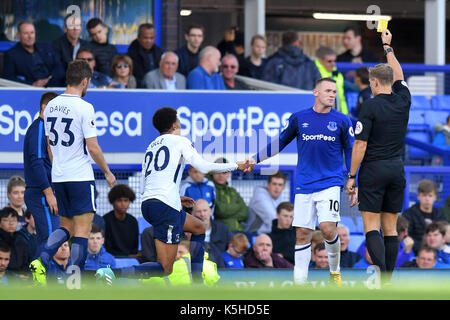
[384,46,393,56]
[348,173,357,179]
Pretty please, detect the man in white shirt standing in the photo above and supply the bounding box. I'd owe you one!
[30,59,116,285]
[97,107,250,284]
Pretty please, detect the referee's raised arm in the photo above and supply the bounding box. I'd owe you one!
[381,29,404,82]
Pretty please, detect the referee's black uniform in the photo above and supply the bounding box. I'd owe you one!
[355,80,411,213]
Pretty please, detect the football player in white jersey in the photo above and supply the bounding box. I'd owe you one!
[96,107,250,284]
[30,59,116,285]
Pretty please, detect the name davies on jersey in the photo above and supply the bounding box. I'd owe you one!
[0,104,141,142]
[48,105,70,115]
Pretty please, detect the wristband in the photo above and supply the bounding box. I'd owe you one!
[384,47,394,56]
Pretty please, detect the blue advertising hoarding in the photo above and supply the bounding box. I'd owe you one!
[0,88,315,159]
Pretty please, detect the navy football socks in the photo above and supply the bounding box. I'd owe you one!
[190,234,205,284]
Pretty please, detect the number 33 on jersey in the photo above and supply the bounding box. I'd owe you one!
[44,94,97,183]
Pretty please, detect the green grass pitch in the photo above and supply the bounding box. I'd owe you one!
[1,279,450,300]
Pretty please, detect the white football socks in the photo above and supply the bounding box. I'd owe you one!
[325,234,341,273]
[294,243,311,285]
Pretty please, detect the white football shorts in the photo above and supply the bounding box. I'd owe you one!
[293,186,341,230]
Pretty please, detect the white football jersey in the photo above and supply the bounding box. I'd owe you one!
[141,134,238,211]
[44,94,97,182]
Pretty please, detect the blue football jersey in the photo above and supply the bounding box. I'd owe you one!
[255,107,354,194]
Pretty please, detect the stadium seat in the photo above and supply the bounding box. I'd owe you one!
[346,92,359,113]
[347,234,365,253]
[138,216,152,234]
[114,258,140,268]
[408,109,427,128]
[431,95,450,110]
[405,130,432,160]
[137,217,152,251]
[410,95,431,109]
[339,216,364,234]
[424,109,450,129]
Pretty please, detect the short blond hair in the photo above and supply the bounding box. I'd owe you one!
[369,63,393,86]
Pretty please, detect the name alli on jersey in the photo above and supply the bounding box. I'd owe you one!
[49,105,70,115]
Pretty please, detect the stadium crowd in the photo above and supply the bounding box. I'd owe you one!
[1,14,383,116]
[1,169,450,285]
[1,14,450,286]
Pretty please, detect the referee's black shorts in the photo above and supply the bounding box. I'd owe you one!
[357,158,406,213]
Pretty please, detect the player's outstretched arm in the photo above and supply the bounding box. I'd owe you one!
[237,160,254,172]
[241,158,256,173]
[382,29,404,82]
[86,137,116,187]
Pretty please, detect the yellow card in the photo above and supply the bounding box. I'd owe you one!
[377,19,388,32]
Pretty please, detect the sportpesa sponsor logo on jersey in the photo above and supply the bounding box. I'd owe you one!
[302,133,336,142]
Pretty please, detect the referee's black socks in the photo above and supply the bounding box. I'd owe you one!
[365,230,386,272]
[384,235,399,281]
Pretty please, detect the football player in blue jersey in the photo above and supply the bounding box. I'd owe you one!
[247,77,356,285]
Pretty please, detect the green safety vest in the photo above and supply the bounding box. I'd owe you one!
[315,59,348,115]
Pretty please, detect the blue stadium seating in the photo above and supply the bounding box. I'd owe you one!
[406,130,432,160]
[339,216,364,234]
[346,92,359,114]
[114,257,140,268]
[137,217,152,251]
[411,95,431,109]
[424,109,450,134]
[138,216,151,234]
[431,95,450,110]
[347,234,365,253]
[408,109,427,128]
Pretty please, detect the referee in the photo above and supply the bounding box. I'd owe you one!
[345,29,411,284]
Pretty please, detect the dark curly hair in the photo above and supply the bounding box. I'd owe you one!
[107,184,136,204]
